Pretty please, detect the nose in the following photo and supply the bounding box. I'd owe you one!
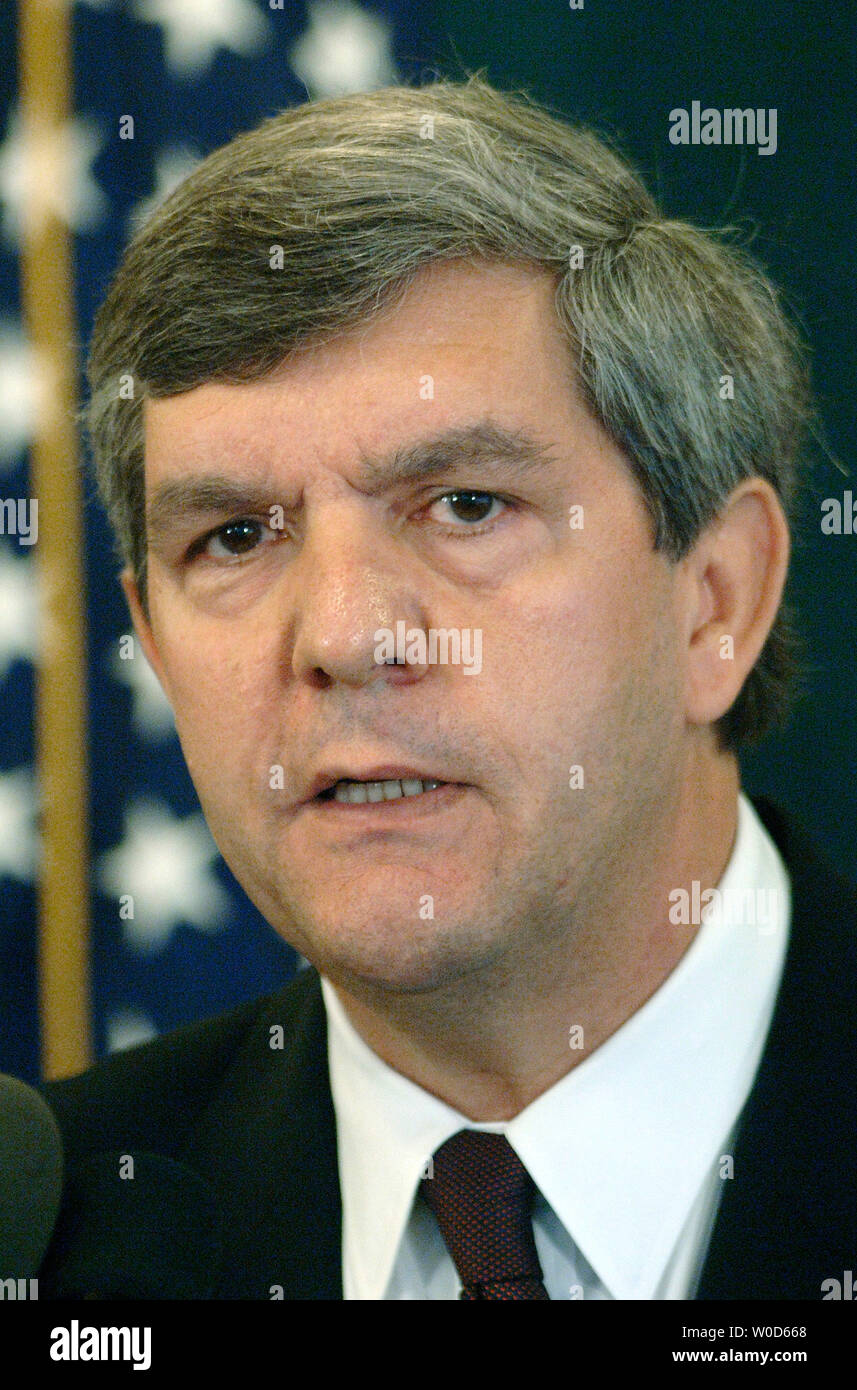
[287,500,432,689]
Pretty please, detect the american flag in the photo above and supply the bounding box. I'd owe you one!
[0,0,441,1084]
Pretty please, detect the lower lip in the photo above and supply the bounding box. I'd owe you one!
[303,782,468,819]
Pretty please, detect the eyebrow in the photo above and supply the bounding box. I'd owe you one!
[146,418,559,545]
[359,419,559,487]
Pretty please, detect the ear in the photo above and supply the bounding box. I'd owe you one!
[681,478,790,730]
[120,568,172,700]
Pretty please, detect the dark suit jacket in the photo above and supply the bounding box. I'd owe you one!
[37,798,857,1299]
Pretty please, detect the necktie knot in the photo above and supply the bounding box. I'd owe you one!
[420,1130,550,1300]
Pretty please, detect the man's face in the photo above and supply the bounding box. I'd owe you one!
[138,260,688,997]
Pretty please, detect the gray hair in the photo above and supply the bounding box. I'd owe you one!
[86,74,811,748]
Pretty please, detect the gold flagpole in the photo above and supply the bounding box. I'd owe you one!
[18,0,92,1078]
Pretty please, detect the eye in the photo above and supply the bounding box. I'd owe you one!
[427,491,508,530]
[190,517,278,562]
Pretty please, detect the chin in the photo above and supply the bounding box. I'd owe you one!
[285,907,502,997]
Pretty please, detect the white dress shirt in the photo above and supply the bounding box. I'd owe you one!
[321,792,790,1299]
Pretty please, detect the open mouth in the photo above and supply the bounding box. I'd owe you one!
[317,777,447,805]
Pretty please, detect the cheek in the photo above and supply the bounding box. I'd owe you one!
[484,549,676,769]
[152,610,277,779]
[501,555,648,688]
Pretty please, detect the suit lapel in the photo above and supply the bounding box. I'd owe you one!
[180,968,343,1299]
[696,798,857,1298]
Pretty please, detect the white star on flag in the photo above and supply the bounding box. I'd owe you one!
[0,109,107,246]
[106,1006,159,1054]
[289,0,398,99]
[133,0,271,79]
[97,799,230,952]
[0,545,38,678]
[129,145,202,235]
[0,769,39,883]
[109,636,176,739]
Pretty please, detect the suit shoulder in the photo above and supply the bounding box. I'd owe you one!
[40,968,319,1168]
[754,796,857,941]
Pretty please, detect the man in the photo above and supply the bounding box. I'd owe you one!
[39,76,855,1301]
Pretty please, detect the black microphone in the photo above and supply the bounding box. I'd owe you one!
[0,1073,64,1280]
[41,1150,223,1299]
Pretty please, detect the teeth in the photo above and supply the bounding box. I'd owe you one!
[332,777,443,804]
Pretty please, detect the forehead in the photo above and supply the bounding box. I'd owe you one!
[141,259,584,486]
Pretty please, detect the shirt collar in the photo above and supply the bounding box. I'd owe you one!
[322,792,790,1299]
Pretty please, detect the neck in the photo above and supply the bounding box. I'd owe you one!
[331,749,740,1121]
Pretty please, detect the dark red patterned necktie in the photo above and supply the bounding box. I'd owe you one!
[420,1129,550,1300]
